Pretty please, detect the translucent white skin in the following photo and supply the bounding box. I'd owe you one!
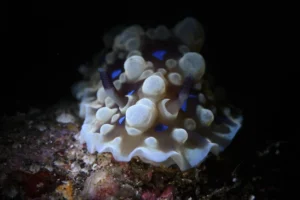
[75,18,243,171]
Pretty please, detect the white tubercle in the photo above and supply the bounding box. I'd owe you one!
[88,100,103,109]
[97,87,108,104]
[125,126,143,136]
[173,17,205,48]
[154,25,171,40]
[165,59,177,70]
[168,72,183,86]
[157,68,167,75]
[172,128,188,144]
[125,37,141,51]
[137,69,154,82]
[146,61,154,69]
[127,50,142,59]
[119,73,127,83]
[142,75,166,99]
[136,98,155,107]
[196,105,214,126]
[100,124,115,135]
[111,113,121,123]
[113,35,123,50]
[113,80,122,90]
[110,137,122,146]
[198,93,206,104]
[118,51,126,59]
[179,52,206,81]
[113,25,143,50]
[184,118,196,131]
[105,51,116,64]
[178,45,190,54]
[146,28,155,39]
[158,99,178,120]
[79,102,88,118]
[125,98,157,132]
[119,95,136,114]
[126,104,151,127]
[194,82,202,91]
[95,107,118,124]
[105,96,115,108]
[144,137,158,148]
[124,55,147,81]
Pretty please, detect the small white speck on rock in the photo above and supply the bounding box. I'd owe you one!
[91,164,98,171]
[249,195,255,200]
[82,154,96,165]
[56,112,75,124]
[35,124,47,131]
[36,182,44,188]
[45,165,53,172]
[71,162,81,174]
[29,164,41,173]
[54,160,65,167]
[66,149,76,160]
[80,168,89,174]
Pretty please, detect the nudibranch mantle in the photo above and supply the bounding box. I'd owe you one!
[73,17,243,171]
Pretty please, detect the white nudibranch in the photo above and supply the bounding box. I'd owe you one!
[73,17,243,171]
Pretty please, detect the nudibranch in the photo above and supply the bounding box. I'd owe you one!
[72,17,243,171]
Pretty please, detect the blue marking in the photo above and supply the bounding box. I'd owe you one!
[188,94,197,98]
[118,116,125,125]
[111,69,122,79]
[127,90,135,95]
[152,50,167,60]
[155,124,169,132]
[181,100,188,112]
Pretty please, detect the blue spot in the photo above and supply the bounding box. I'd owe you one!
[188,94,197,99]
[181,100,188,112]
[152,50,167,60]
[127,90,135,95]
[155,124,169,132]
[118,116,125,125]
[111,69,122,79]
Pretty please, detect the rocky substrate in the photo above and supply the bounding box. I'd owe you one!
[0,103,285,199]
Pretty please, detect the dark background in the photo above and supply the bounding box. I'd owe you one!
[1,3,287,198]
[2,3,283,146]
